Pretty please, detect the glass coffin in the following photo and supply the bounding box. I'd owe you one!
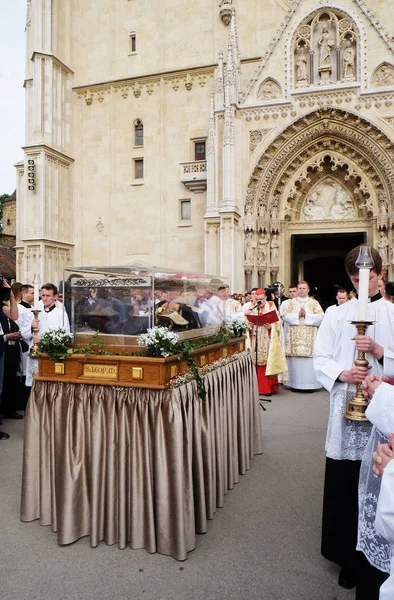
[63,263,229,347]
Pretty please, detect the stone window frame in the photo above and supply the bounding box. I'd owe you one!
[191,138,207,162]
[128,32,137,55]
[178,199,192,226]
[133,119,144,148]
[132,157,144,185]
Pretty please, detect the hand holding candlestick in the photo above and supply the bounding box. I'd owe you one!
[345,246,375,421]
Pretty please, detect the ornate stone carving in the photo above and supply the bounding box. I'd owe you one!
[295,47,308,88]
[245,109,394,226]
[249,129,271,155]
[303,180,355,221]
[270,234,279,266]
[342,40,356,82]
[257,79,281,101]
[378,231,389,264]
[256,232,269,265]
[373,64,394,87]
[219,0,234,26]
[244,231,255,264]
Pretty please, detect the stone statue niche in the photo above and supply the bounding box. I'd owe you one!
[302,180,356,221]
[293,10,358,88]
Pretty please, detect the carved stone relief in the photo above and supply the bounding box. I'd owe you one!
[378,230,389,264]
[372,63,394,87]
[270,234,279,266]
[303,180,355,221]
[257,79,281,101]
[249,129,271,155]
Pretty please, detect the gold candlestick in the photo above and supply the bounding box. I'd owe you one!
[344,320,373,422]
[28,309,41,357]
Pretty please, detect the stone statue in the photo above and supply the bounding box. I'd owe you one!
[318,25,333,69]
[271,196,279,220]
[378,231,389,264]
[244,232,254,263]
[270,234,279,266]
[342,41,355,80]
[296,48,308,83]
[256,233,268,265]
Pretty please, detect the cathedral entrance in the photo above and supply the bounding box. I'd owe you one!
[291,232,365,309]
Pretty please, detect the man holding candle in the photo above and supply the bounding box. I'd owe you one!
[314,246,394,598]
[21,283,70,387]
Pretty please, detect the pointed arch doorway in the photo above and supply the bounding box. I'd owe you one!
[291,231,366,308]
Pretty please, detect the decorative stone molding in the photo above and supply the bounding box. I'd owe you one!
[96,217,104,233]
[256,79,282,101]
[244,108,394,231]
[249,129,272,155]
[75,69,214,104]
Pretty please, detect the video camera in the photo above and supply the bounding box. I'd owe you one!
[264,282,281,301]
[0,276,11,303]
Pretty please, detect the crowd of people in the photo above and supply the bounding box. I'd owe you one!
[0,281,69,441]
[3,246,394,598]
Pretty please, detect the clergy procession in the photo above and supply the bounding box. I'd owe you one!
[3,244,394,598]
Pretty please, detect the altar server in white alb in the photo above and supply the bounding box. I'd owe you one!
[21,283,70,386]
[281,280,324,391]
[372,428,394,600]
[313,246,394,599]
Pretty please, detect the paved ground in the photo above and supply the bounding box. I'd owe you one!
[0,387,355,600]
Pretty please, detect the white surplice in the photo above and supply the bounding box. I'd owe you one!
[314,297,394,461]
[375,458,394,599]
[356,382,394,574]
[21,303,70,386]
[314,297,394,573]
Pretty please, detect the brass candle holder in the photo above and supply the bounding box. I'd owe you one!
[28,309,41,357]
[344,320,373,422]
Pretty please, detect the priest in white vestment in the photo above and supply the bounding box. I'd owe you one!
[313,245,394,598]
[21,283,70,386]
[281,281,324,391]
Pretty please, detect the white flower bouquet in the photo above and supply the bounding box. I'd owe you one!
[138,327,180,358]
[38,328,73,361]
[227,317,251,337]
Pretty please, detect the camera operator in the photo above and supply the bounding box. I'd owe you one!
[0,278,19,440]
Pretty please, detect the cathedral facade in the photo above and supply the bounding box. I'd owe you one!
[17,0,394,295]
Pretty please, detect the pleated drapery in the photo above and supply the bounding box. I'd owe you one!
[21,353,262,560]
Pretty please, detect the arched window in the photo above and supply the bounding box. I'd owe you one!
[134,120,143,147]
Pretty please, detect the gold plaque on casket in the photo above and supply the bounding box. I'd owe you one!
[83,364,118,380]
[55,363,65,375]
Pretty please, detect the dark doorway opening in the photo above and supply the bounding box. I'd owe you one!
[291,232,366,309]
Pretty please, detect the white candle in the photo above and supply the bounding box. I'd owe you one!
[33,283,40,309]
[357,267,369,321]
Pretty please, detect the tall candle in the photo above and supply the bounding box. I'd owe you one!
[33,283,40,308]
[357,267,369,321]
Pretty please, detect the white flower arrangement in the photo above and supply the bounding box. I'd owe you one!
[227,317,251,337]
[38,328,73,361]
[138,326,180,358]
